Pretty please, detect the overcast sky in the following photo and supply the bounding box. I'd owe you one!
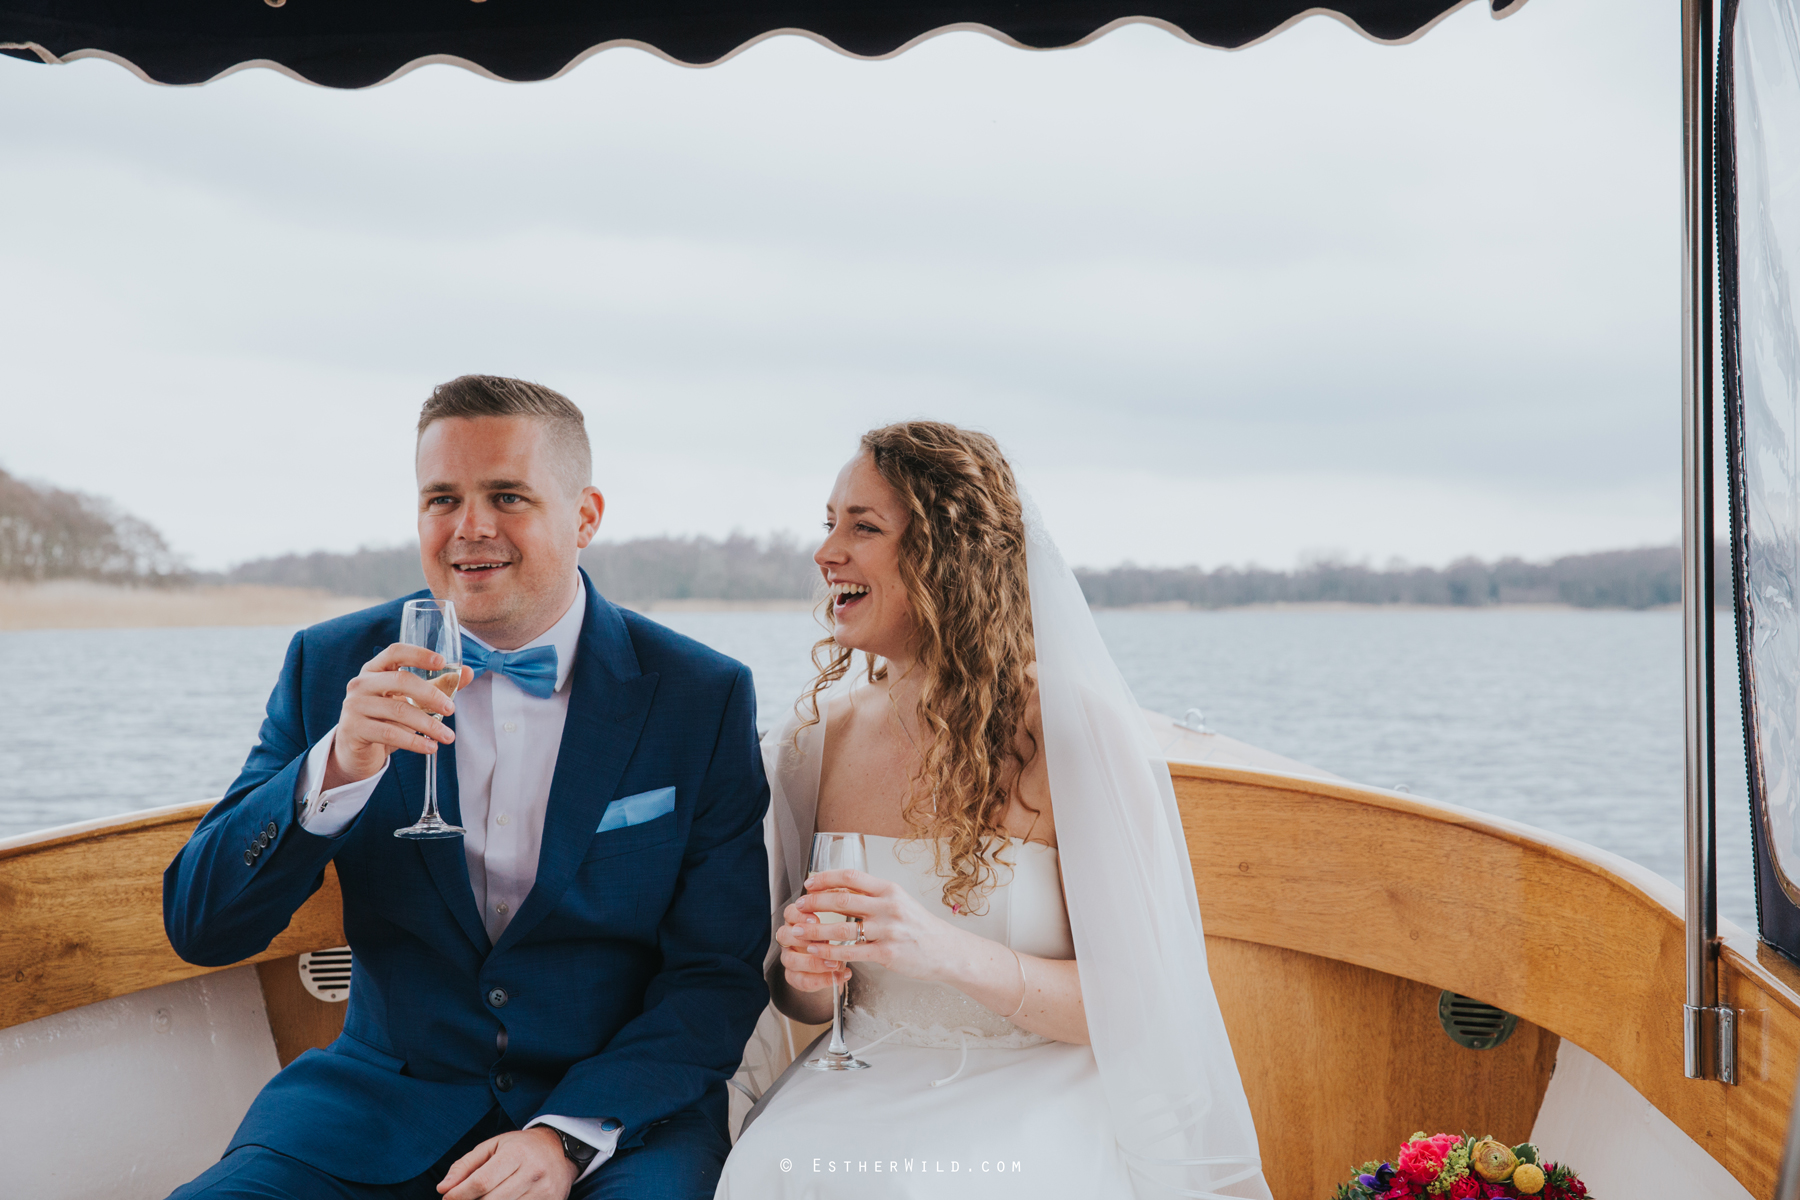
[0,0,1681,571]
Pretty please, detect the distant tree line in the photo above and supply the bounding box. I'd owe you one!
[1074,544,1726,610]
[226,545,430,599]
[581,533,817,602]
[0,466,186,584]
[225,534,821,603]
[225,537,1724,611]
[0,465,1733,611]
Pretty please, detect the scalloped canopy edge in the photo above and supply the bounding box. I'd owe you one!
[0,0,1533,90]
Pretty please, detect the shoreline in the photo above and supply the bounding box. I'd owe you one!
[0,582,381,631]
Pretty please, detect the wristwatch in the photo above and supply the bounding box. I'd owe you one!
[556,1129,599,1172]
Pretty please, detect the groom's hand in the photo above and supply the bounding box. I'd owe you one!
[438,1127,577,1200]
[323,645,473,791]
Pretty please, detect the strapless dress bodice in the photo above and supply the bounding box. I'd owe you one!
[844,834,1073,1051]
[721,830,1131,1198]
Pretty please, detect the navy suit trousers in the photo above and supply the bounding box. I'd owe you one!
[166,1094,729,1200]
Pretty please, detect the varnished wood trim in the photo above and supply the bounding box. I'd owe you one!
[1207,936,1559,1200]
[1172,760,1792,1199]
[0,807,345,1031]
[0,800,216,860]
[256,955,349,1067]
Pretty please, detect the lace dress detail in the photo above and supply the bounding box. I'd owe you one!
[844,981,1047,1051]
[839,833,1070,1052]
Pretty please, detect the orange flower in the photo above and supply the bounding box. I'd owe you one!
[1470,1140,1518,1184]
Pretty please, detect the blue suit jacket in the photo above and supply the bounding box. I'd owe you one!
[162,573,771,1184]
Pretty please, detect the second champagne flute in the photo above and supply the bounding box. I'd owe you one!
[393,598,466,840]
[804,831,871,1071]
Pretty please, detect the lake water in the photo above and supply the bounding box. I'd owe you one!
[0,606,1757,932]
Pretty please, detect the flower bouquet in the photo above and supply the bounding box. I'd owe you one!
[1334,1133,1591,1199]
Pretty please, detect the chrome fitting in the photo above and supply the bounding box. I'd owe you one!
[1684,1003,1737,1084]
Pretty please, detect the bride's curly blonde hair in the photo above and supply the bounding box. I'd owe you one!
[799,420,1038,915]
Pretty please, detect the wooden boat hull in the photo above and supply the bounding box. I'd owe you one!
[1172,758,1795,1198]
[1,754,1792,1198]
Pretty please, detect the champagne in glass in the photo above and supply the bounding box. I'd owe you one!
[394,598,466,840]
[803,831,871,1072]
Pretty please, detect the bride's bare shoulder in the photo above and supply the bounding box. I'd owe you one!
[815,685,875,765]
[824,689,859,726]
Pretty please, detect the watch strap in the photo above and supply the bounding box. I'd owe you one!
[557,1129,599,1170]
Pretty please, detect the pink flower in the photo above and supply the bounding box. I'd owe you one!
[1449,1177,1481,1199]
[1398,1140,1448,1185]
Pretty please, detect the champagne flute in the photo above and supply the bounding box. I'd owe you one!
[803,831,871,1071]
[393,598,466,840]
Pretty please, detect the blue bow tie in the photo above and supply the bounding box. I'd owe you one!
[461,638,559,700]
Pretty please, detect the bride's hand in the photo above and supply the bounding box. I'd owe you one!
[775,899,853,994]
[797,868,960,983]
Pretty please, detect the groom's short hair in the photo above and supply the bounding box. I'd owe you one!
[418,375,592,497]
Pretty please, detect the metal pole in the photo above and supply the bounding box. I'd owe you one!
[1682,0,1734,1085]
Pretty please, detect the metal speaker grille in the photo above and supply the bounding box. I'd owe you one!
[298,946,353,1003]
[1438,991,1518,1050]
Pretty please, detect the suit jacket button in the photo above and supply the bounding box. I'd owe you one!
[265,821,278,838]
[243,850,255,866]
[494,1073,514,1092]
[257,832,270,848]
[486,987,508,1008]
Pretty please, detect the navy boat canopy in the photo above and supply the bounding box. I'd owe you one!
[0,0,1530,89]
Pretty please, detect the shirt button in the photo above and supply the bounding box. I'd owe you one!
[496,813,510,826]
[486,987,509,1008]
[502,722,517,733]
[496,901,509,915]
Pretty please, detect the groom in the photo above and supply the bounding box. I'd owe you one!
[162,376,770,1199]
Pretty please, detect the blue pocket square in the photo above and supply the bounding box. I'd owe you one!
[597,787,676,833]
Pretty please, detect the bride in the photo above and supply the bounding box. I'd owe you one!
[718,422,1270,1200]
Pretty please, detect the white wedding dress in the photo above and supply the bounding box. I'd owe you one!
[719,502,1270,1200]
[717,831,1130,1197]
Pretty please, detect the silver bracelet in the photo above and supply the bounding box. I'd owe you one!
[1007,947,1028,1021]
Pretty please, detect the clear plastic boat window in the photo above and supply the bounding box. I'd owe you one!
[1734,0,1800,905]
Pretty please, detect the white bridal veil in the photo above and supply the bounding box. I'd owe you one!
[1020,504,1270,1200]
[748,501,1271,1200]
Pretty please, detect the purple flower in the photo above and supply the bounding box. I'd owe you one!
[1359,1164,1397,1191]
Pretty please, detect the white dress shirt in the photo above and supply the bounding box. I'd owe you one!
[293,588,619,1177]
